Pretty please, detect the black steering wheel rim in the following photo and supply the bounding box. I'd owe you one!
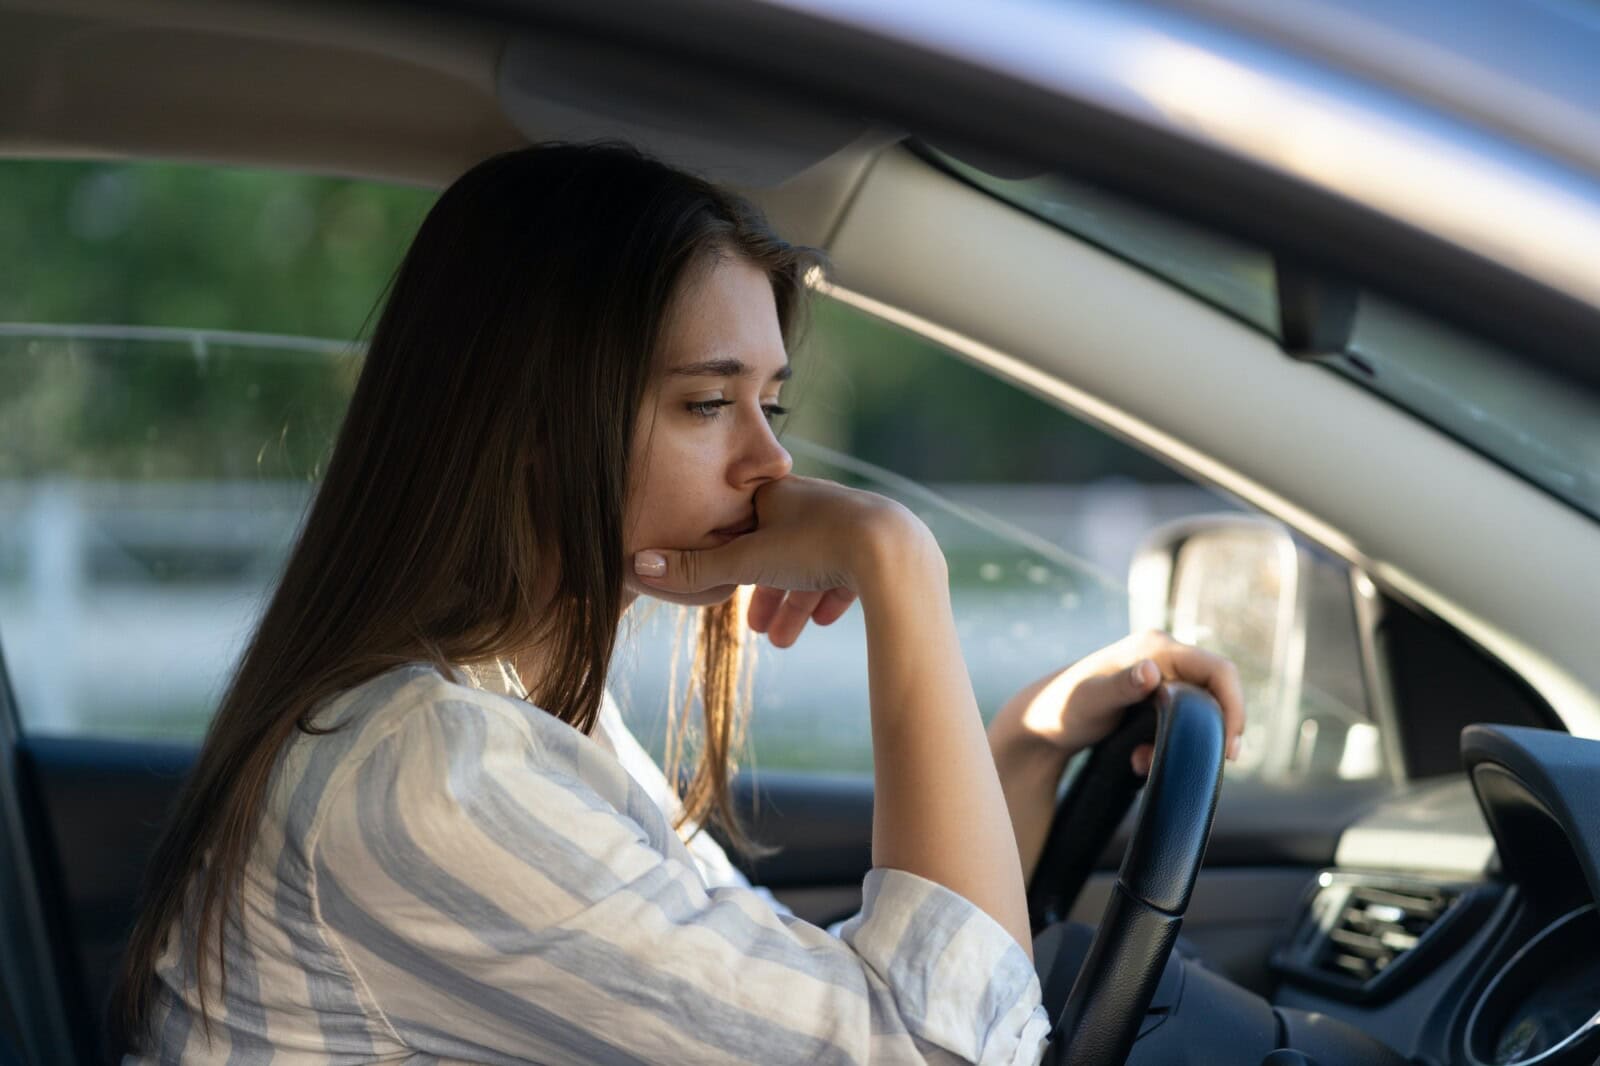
[1029,682,1228,1066]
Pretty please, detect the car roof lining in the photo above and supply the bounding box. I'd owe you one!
[0,2,523,184]
[0,0,888,246]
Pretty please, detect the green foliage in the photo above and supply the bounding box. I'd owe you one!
[0,158,435,336]
[0,158,433,480]
[0,157,1181,486]
[0,340,355,480]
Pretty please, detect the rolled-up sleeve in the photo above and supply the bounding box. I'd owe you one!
[311,692,1050,1065]
[840,869,1052,1064]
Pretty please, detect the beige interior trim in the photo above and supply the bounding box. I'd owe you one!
[825,146,1600,736]
[0,0,519,184]
[0,0,883,243]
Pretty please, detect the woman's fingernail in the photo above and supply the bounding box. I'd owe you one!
[1136,660,1158,686]
[633,551,666,577]
[1227,735,1242,761]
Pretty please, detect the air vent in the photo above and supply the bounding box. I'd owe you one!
[1318,883,1457,983]
[1273,872,1494,1003]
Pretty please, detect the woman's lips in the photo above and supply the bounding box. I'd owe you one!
[707,520,756,546]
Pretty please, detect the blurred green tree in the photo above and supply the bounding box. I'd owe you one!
[1,157,1182,485]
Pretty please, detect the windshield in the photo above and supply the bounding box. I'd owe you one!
[930,146,1600,522]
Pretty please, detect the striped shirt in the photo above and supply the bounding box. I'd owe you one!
[131,661,1051,1065]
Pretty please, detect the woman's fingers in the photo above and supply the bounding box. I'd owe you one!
[1055,632,1246,764]
[810,587,857,626]
[1066,657,1162,726]
[1146,638,1246,761]
[633,543,747,594]
[765,590,827,648]
[747,586,856,643]
[746,585,785,633]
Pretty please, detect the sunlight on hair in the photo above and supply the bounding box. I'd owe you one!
[658,591,770,856]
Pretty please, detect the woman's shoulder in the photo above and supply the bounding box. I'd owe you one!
[269,661,675,865]
[268,664,550,829]
[309,661,506,726]
[279,661,615,812]
[297,662,577,760]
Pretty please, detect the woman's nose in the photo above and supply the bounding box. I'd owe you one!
[732,412,793,487]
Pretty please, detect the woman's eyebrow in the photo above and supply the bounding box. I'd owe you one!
[667,357,791,382]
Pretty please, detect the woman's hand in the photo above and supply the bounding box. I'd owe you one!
[632,475,924,628]
[1004,629,1246,775]
[991,630,1247,882]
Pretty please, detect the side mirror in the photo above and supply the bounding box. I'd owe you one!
[1127,515,1387,783]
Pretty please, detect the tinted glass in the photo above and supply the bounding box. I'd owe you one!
[616,299,1383,783]
[936,144,1600,522]
[1333,295,1600,520]
[3,157,1388,788]
[0,158,432,736]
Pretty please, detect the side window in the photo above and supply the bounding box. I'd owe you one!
[1,158,1388,788]
[0,159,433,737]
[613,296,1388,786]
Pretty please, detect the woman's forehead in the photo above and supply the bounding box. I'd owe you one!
[658,256,788,378]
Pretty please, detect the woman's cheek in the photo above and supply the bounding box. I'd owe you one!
[633,419,731,545]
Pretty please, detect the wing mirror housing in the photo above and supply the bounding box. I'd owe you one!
[1127,515,1389,783]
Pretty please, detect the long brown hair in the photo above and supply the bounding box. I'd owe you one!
[112,141,821,1050]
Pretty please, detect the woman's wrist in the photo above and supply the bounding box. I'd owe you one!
[849,503,947,604]
[996,667,1084,753]
[990,687,1076,767]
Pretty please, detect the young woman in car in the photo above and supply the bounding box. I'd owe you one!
[114,142,1244,1065]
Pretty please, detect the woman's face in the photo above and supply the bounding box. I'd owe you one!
[623,253,795,608]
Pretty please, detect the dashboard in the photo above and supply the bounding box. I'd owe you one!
[1263,726,1600,1066]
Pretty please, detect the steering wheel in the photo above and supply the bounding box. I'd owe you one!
[1027,682,1227,1066]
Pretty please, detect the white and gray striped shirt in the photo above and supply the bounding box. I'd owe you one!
[132,661,1051,1065]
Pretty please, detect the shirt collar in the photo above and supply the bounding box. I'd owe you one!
[455,658,529,700]
[454,658,617,755]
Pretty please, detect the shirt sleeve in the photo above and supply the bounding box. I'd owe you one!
[312,691,1050,1066]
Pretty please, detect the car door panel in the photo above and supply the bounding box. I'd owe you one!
[13,735,194,1059]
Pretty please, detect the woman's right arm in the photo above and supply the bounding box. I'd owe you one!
[635,475,1034,957]
[852,513,1036,956]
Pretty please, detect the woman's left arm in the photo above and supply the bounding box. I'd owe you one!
[987,630,1247,883]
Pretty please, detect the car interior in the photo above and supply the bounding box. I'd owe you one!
[3,1,1600,1065]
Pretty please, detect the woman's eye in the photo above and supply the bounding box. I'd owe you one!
[685,400,789,421]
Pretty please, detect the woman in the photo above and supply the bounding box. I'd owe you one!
[115,141,1244,1065]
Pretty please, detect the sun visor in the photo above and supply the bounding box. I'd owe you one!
[496,34,870,187]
